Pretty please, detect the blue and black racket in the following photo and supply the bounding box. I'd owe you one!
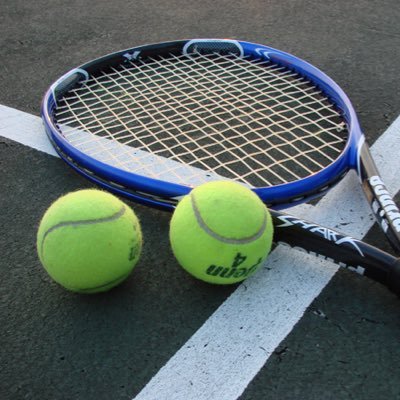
[41,39,400,294]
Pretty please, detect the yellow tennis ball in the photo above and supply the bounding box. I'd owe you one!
[37,189,142,293]
[169,181,273,284]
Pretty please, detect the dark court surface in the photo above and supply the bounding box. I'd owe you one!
[1,1,400,399]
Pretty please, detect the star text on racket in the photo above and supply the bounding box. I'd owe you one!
[275,215,364,257]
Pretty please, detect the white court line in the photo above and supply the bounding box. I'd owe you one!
[0,105,399,400]
[0,105,58,156]
[132,117,400,400]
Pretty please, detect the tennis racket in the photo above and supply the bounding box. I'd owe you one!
[41,38,400,254]
[41,38,400,256]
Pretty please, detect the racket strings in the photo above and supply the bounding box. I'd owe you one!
[55,52,348,187]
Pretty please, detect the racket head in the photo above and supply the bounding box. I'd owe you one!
[41,39,364,210]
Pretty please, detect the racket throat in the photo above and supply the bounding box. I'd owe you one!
[358,142,400,253]
[369,176,400,232]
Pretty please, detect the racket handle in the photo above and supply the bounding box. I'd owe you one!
[388,259,400,296]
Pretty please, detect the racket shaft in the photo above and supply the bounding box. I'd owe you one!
[271,209,400,293]
[358,142,400,253]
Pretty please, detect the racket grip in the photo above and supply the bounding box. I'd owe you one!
[387,259,400,296]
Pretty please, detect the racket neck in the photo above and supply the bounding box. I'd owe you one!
[358,142,400,254]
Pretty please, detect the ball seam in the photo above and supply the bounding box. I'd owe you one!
[190,193,267,244]
[39,205,127,259]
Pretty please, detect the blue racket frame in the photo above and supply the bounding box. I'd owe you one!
[41,39,363,211]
